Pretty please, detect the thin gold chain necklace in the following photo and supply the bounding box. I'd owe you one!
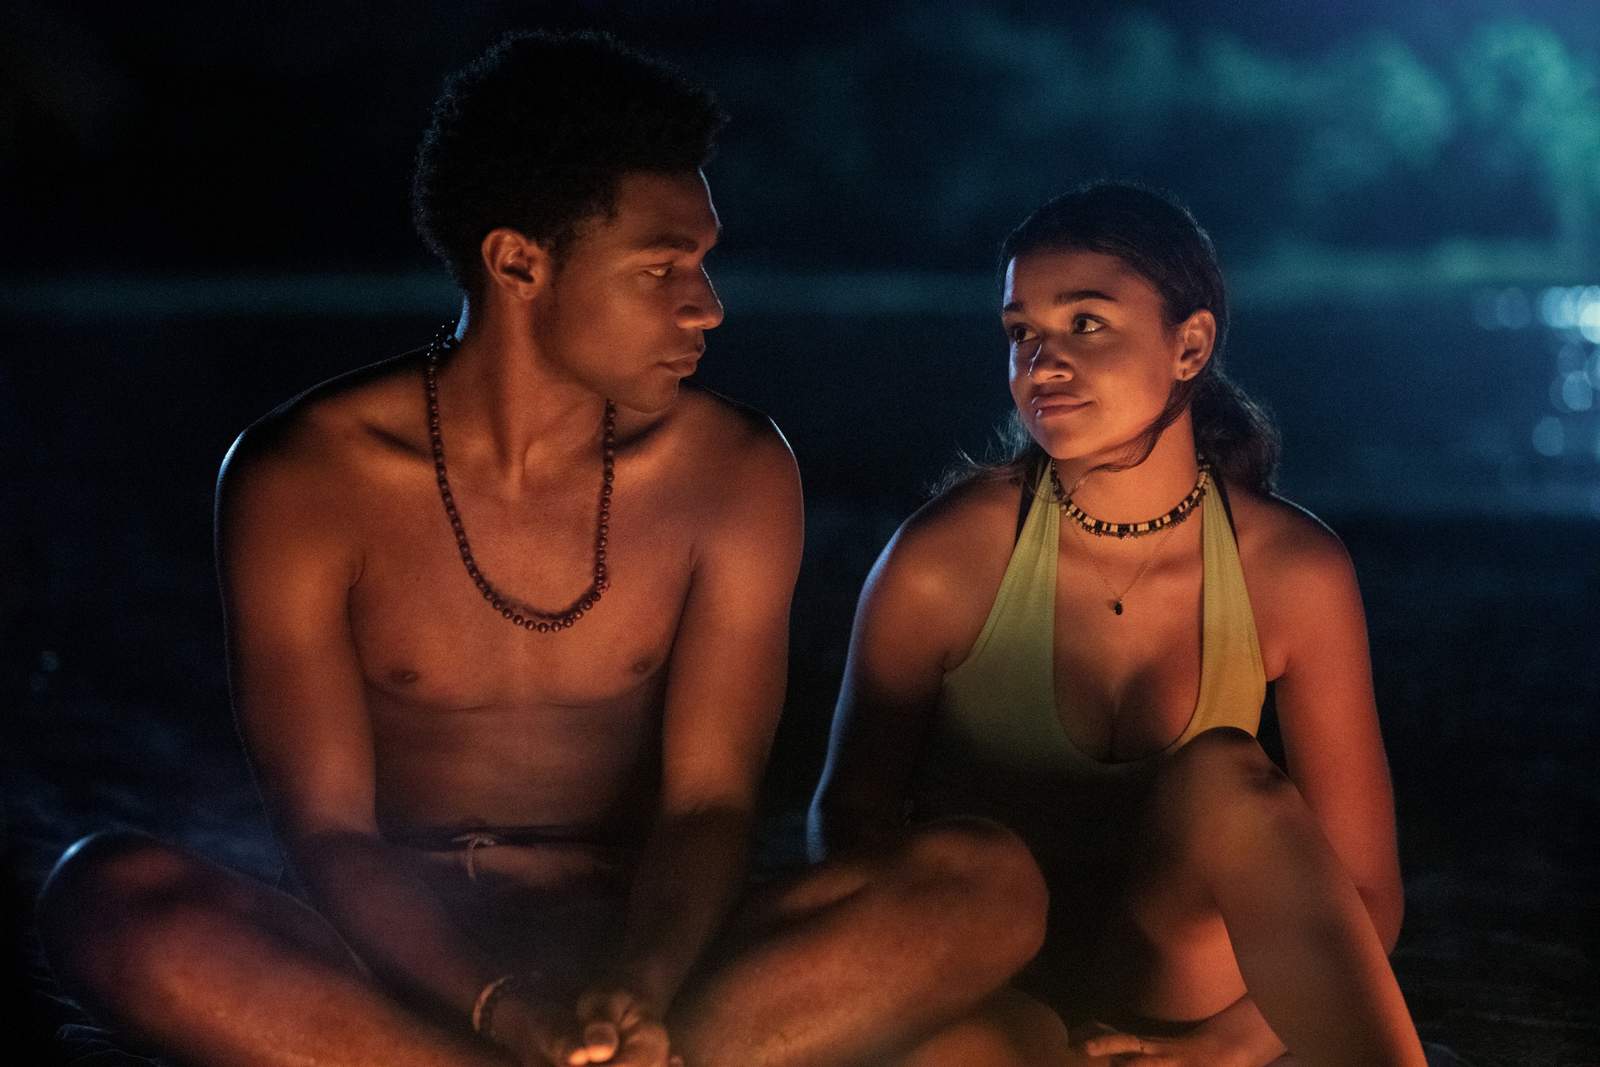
[1054,458,1210,614]
[424,327,614,633]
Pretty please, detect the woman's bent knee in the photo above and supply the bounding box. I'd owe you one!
[1151,729,1312,875]
[1157,729,1293,811]
[1170,726,1266,768]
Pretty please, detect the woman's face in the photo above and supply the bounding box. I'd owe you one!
[1001,249,1210,464]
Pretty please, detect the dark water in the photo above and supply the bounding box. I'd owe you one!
[4,305,1598,1064]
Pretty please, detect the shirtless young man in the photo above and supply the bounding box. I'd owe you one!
[37,31,1046,1067]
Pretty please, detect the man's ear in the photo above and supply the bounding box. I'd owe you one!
[479,228,554,301]
[1174,308,1217,382]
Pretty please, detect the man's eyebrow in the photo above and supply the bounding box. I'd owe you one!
[630,224,723,253]
[1001,288,1119,313]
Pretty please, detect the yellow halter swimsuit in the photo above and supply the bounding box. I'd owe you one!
[912,467,1267,850]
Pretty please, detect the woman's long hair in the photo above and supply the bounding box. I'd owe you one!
[940,181,1280,497]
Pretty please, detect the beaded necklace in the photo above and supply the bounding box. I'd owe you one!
[424,328,614,633]
[1050,457,1211,539]
[1050,456,1211,614]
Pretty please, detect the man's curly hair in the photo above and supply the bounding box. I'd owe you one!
[413,30,727,296]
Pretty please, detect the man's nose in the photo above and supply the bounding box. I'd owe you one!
[678,271,724,331]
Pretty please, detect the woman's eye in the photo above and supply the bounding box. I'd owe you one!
[1006,323,1035,344]
[644,265,672,278]
[1073,315,1104,334]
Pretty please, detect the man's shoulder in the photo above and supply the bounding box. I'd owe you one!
[644,387,802,562]
[666,384,789,448]
[219,352,424,508]
[659,385,799,492]
[226,353,423,472]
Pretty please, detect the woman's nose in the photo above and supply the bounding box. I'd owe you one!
[1028,337,1074,380]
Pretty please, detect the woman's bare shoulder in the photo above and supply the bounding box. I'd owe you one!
[1227,482,1366,657]
[904,473,1021,558]
[870,473,1023,614]
[1228,485,1353,577]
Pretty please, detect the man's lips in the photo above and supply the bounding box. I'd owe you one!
[661,351,703,373]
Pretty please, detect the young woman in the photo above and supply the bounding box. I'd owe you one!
[810,183,1427,1066]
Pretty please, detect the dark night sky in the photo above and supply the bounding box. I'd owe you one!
[6,0,1600,278]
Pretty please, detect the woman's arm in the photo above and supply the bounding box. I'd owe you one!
[808,490,1004,860]
[1265,516,1405,949]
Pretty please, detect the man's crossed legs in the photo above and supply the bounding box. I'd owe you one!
[40,817,1046,1067]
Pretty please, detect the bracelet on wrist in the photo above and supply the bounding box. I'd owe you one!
[471,973,517,1038]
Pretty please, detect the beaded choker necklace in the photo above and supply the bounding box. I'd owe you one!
[1050,457,1211,539]
[424,328,614,633]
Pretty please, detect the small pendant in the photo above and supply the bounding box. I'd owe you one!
[1112,600,1124,615]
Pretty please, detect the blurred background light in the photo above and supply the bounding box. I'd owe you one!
[1556,371,1594,411]
[1531,414,1566,456]
[1539,286,1574,328]
[1579,298,1600,343]
[1494,287,1532,329]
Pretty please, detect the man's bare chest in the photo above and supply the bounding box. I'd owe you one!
[342,472,694,711]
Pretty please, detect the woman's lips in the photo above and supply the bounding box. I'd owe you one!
[1032,394,1091,416]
